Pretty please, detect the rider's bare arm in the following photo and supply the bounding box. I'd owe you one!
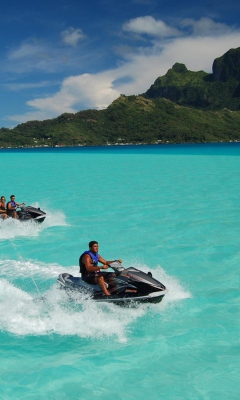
[84,254,102,273]
[98,255,122,266]
[7,204,15,210]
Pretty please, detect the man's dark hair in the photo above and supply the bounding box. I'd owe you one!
[89,241,98,248]
[10,195,15,198]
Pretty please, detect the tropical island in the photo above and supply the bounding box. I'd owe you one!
[1,47,240,148]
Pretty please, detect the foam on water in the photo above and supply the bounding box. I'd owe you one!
[0,259,190,342]
[0,205,67,240]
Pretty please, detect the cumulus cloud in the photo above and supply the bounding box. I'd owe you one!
[9,73,120,123]
[181,17,235,36]
[28,73,119,110]
[7,17,240,125]
[61,27,86,47]
[122,16,181,37]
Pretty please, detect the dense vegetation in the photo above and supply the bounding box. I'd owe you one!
[1,47,240,148]
[143,56,240,111]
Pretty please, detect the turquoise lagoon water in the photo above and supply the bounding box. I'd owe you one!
[0,143,239,399]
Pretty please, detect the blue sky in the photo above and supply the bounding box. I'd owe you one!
[0,0,240,128]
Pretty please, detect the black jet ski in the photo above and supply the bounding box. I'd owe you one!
[17,204,46,223]
[57,261,167,305]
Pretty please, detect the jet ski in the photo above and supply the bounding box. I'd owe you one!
[57,261,167,305]
[17,204,46,223]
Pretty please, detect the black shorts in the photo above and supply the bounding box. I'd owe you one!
[82,272,115,285]
[82,273,96,284]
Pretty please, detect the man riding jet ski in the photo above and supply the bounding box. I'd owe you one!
[6,195,46,222]
[57,241,167,304]
[7,195,25,219]
[79,240,122,296]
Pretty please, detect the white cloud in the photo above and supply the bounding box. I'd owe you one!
[123,16,181,37]
[9,73,119,123]
[28,73,119,110]
[6,35,87,74]
[7,39,61,73]
[61,27,86,47]
[8,41,50,61]
[181,17,235,36]
[7,18,240,125]
[3,81,59,91]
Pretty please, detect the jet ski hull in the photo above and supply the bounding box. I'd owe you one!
[93,290,167,305]
[17,205,46,223]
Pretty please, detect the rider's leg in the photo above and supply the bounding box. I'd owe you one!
[95,275,111,296]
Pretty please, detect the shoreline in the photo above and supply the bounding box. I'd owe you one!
[1,140,240,152]
[1,139,240,151]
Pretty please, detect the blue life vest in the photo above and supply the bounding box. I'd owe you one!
[7,201,17,213]
[79,251,99,274]
[9,201,16,207]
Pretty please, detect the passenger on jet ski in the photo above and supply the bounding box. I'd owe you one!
[79,241,122,296]
[0,196,8,220]
[7,195,25,219]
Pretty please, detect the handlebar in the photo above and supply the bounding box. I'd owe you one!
[107,261,125,275]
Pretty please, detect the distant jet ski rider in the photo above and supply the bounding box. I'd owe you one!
[79,241,122,296]
[7,195,25,219]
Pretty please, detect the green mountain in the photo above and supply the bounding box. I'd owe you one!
[143,47,240,110]
[1,47,240,148]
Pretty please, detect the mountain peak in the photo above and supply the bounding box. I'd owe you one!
[171,63,188,73]
[212,47,240,81]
